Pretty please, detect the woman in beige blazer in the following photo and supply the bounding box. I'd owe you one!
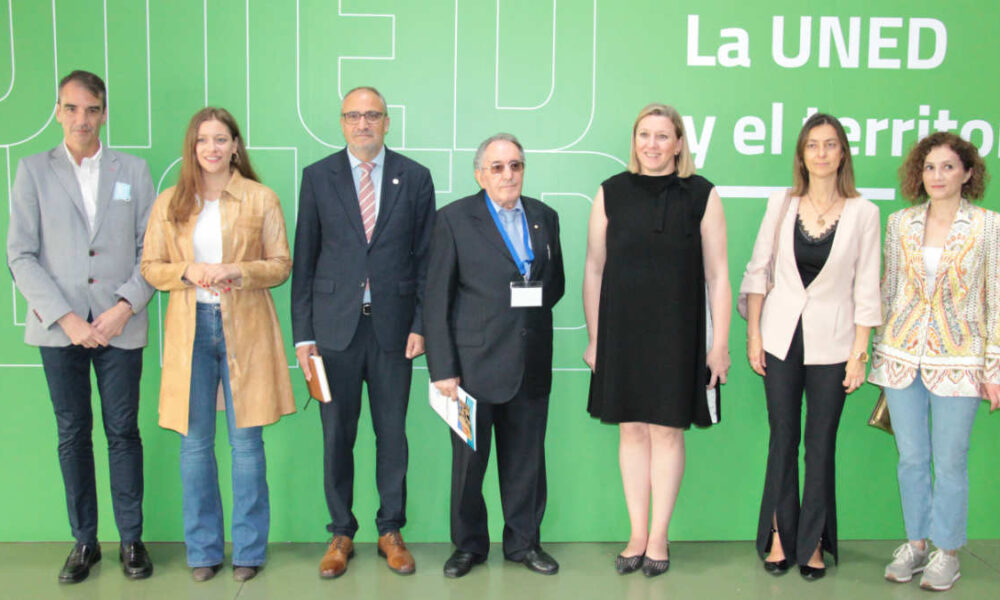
[141,107,295,582]
[738,113,881,580]
[869,132,1000,592]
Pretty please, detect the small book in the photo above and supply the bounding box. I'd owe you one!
[305,355,332,403]
[428,382,477,451]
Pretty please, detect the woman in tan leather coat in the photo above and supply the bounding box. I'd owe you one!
[141,107,294,582]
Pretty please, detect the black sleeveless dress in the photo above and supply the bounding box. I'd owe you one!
[587,171,716,428]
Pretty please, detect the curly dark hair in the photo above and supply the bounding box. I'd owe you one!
[898,131,989,203]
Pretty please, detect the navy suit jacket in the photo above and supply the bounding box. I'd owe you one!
[291,147,435,352]
[424,191,565,404]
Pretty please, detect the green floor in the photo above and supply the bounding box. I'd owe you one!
[1,541,998,599]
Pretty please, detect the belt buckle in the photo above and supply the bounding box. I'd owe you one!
[361,303,372,316]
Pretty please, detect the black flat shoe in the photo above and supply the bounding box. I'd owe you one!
[616,553,644,574]
[443,550,486,578]
[642,555,670,577]
[59,542,102,584]
[119,541,153,579]
[763,558,790,575]
[799,564,826,581]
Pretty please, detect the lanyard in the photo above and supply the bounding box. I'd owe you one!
[484,194,534,277]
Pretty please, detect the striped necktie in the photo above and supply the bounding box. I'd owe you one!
[359,161,376,242]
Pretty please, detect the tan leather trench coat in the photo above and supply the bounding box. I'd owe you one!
[141,171,295,434]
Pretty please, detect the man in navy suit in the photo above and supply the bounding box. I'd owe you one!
[424,133,565,578]
[291,86,435,578]
[7,70,155,583]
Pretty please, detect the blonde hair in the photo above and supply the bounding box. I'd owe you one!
[627,103,695,177]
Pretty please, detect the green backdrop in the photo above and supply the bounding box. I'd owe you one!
[2,0,998,543]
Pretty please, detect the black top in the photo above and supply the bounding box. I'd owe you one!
[587,171,717,428]
[793,214,837,289]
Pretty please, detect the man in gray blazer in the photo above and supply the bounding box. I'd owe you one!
[7,70,155,584]
[291,86,435,578]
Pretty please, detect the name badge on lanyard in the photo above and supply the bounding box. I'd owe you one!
[510,281,543,307]
[484,195,543,308]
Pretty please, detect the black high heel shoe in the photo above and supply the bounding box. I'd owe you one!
[764,559,791,574]
[799,539,827,581]
[799,564,826,581]
[763,527,791,575]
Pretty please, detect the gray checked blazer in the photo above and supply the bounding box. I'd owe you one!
[7,144,155,349]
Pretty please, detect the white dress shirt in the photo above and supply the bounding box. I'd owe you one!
[64,142,102,232]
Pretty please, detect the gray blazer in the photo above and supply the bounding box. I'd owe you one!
[7,144,155,349]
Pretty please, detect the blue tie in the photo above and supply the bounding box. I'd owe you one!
[501,208,527,261]
[501,207,531,279]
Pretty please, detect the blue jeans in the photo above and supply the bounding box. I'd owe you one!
[884,373,980,550]
[180,304,269,567]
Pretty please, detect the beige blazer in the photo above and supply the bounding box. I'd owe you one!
[739,190,882,364]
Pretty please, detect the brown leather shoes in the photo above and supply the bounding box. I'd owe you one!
[377,531,416,574]
[319,536,354,579]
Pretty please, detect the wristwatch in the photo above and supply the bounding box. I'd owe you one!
[852,350,869,363]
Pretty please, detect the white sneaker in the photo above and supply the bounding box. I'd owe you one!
[919,549,960,591]
[884,542,929,583]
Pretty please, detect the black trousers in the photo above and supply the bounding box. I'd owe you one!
[756,322,846,565]
[451,385,549,560]
[318,314,411,538]
[39,344,145,545]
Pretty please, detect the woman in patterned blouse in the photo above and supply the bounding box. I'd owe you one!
[869,131,1000,592]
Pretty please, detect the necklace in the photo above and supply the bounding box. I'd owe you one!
[806,188,839,227]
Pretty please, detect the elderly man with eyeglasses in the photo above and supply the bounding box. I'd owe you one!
[424,133,566,578]
[291,86,436,579]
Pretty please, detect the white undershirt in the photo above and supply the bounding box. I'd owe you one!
[193,198,223,304]
[923,246,943,292]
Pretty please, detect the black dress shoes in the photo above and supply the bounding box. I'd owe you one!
[799,564,826,581]
[59,542,102,584]
[120,541,153,579]
[616,553,644,574]
[516,547,559,575]
[443,550,486,578]
[763,558,791,575]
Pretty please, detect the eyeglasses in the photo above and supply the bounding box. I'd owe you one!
[342,111,385,124]
[483,160,524,175]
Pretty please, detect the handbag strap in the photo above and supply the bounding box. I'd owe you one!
[766,189,793,290]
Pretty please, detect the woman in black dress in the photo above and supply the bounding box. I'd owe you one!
[584,103,731,576]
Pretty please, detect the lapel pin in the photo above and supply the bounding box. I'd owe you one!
[392,178,399,185]
[533,223,539,229]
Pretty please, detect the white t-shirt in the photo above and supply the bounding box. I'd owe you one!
[923,246,943,293]
[193,198,223,304]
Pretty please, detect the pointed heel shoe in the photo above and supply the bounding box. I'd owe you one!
[763,558,791,575]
